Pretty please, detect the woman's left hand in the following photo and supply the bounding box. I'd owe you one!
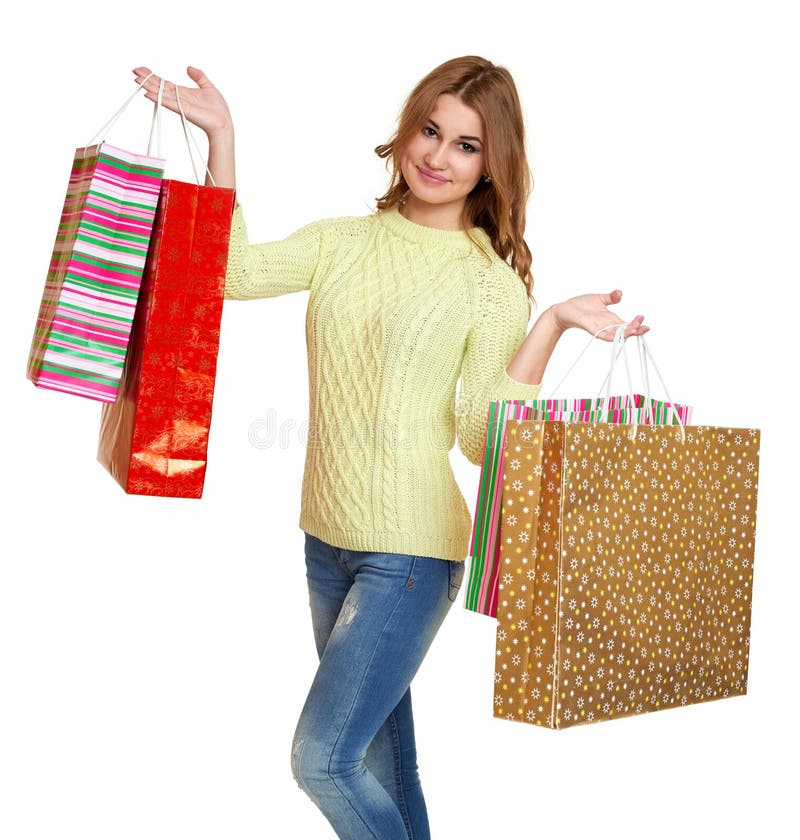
[506,289,648,385]
[550,289,648,340]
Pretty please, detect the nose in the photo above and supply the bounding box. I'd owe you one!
[424,143,447,170]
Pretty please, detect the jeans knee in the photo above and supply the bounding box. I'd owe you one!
[291,735,309,790]
[291,733,361,796]
[291,734,326,794]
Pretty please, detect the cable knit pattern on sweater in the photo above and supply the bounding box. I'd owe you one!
[224,203,542,561]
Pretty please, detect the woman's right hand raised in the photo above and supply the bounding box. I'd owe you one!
[132,66,233,139]
[134,66,236,189]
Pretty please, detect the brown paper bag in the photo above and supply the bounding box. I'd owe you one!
[493,419,760,729]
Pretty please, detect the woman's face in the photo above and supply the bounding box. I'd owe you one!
[399,93,486,228]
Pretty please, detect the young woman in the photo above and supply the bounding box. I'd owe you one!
[133,56,647,839]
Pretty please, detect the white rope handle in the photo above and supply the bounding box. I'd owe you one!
[175,85,217,187]
[640,335,686,438]
[86,73,155,148]
[636,335,655,424]
[550,322,632,420]
[549,322,686,441]
[549,322,621,395]
[146,78,165,158]
[608,331,686,440]
[597,323,639,437]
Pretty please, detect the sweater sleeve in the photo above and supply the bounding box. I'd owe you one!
[456,262,542,466]
[224,204,325,300]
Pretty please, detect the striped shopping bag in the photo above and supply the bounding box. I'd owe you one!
[27,78,166,402]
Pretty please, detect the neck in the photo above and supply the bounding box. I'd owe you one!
[399,195,466,231]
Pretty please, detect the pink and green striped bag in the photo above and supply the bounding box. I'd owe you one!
[465,394,692,617]
[27,78,166,402]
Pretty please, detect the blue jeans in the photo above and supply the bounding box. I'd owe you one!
[291,532,464,839]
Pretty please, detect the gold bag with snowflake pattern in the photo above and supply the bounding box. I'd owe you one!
[493,418,760,729]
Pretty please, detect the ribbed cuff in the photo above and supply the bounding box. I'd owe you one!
[487,367,542,402]
[223,204,250,300]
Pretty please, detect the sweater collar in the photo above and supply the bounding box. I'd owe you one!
[377,205,492,254]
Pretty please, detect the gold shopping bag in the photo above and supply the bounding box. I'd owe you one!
[493,419,760,729]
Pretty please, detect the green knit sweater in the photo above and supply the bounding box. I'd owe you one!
[224,204,542,561]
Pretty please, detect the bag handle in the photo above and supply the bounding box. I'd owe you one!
[637,334,684,433]
[605,328,686,439]
[551,324,686,440]
[600,324,637,427]
[85,73,163,152]
[146,78,165,157]
[175,85,217,186]
[549,322,638,405]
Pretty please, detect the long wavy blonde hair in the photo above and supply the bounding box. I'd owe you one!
[375,56,533,304]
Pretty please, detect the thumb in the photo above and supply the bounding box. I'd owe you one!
[186,66,213,88]
[601,289,623,306]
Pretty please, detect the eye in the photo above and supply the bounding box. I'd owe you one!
[422,125,437,138]
[459,142,479,154]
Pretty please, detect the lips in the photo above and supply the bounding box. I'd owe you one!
[417,166,449,185]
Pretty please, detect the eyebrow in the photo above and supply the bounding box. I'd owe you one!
[427,118,483,144]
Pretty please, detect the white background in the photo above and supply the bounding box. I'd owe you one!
[2,1,797,838]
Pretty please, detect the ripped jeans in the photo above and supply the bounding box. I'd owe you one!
[291,532,464,840]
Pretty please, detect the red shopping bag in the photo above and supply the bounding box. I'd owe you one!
[97,178,235,497]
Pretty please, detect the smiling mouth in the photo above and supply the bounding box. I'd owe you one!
[417,166,449,184]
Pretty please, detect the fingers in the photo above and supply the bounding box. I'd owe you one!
[132,66,160,91]
[592,318,623,340]
[623,315,649,338]
[132,65,203,99]
[131,68,188,114]
[594,291,648,338]
[593,315,649,341]
[132,66,167,104]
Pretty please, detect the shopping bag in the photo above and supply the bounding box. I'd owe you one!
[27,77,166,402]
[97,176,235,497]
[465,330,692,617]
[493,417,760,728]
